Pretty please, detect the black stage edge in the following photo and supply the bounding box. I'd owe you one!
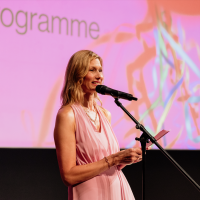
[0,149,200,200]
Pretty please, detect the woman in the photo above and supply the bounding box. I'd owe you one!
[54,50,143,200]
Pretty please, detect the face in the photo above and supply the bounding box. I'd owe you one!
[81,58,104,94]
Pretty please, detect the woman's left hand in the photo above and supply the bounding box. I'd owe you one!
[117,146,151,170]
[134,146,151,163]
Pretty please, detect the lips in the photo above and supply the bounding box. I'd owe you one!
[92,81,101,85]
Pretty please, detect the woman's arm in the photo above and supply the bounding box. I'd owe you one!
[54,106,142,187]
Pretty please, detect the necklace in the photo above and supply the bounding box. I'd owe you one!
[83,106,98,125]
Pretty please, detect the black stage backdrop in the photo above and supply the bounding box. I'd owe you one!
[0,149,200,200]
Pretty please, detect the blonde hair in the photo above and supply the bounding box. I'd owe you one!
[61,50,103,106]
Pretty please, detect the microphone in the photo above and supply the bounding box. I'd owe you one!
[96,85,137,101]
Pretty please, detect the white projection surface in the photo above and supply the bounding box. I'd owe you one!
[1,0,200,149]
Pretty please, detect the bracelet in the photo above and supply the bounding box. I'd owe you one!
[104,157,111,169]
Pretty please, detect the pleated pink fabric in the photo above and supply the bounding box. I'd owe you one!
[68,103,135,200]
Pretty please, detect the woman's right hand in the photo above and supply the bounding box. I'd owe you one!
[111,148,143,166]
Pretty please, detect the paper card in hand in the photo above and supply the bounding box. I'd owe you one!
[146,130,170,148]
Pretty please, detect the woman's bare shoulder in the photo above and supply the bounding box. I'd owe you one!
[55,105,75,126]
[57,105,74,118]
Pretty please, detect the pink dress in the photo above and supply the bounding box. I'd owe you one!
[68,103,135,200]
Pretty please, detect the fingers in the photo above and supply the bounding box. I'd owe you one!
[133,146,151,163]
[130,147,142,155]
[134,157,142,163]
[136,148,142,155]
[129,148,142,163]
[131,154,142,163]
[117,148,143,165]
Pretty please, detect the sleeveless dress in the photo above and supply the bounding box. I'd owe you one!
[68,103,135,200]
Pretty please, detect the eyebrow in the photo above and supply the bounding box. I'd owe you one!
[89,66,102,68]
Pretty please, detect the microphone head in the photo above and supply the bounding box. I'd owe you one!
[96,85,138,101]
[96,85,107,95]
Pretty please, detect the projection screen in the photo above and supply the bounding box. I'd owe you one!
[0,0,200,149]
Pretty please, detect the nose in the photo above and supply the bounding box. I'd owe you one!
[95,71,103,80]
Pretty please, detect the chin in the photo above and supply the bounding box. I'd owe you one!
[84,89,95,94]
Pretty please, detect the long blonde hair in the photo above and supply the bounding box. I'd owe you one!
[61,50,103,106]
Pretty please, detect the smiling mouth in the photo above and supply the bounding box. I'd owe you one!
[92,82,101,85]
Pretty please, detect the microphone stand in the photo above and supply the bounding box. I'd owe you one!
[114,98,200,200]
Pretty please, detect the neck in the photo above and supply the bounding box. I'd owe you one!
[82,93,95,111]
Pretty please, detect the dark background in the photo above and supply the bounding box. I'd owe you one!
[0,149,200,200]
